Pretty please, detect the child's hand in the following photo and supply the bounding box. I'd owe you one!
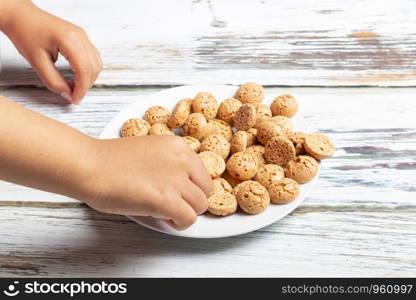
[85,136,212,230]
[0,0,102,104]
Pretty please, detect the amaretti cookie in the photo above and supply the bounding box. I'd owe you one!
[253,103,272,123]
[207,119,233,141]
[167,98,193,128]
[144,106,171,125]
[211,177,233,195]
[120,118,151,137]
[270,94,299,118]
[207,193,237,216]
[182,136,201,152]
[183,113,208,141]
[222,170,242,188]
[268,178,300,204]
[264,136,296,167]
[235,180,270,215]
[192,92,218,120]
[254,164,285,188]
[200,134,230,159]
[256,120,284,145]
[198,151,226,179]
[234,104,257,131]
[216,98,242,125]
[148,123,175,136]
[289,132,307,155]
[245,145,266,167]
[226,151,259,180]
[285,155,319,184]
[304,133,335,160]
[236,82,265,104]
[270,116,293,135]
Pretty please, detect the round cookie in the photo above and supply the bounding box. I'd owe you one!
[192,92,218,120]
[264,136,296,167]
[222,170,242,188]
[207,119,233,141]
[234,104,257,131]
[230,131,249,154]
[285,155,319,184]
[144,106,171,125]
[211,177,233,195]
[256,120,284,145]
[270,116,293,135]
[226,151,259,180]
[235,82,265,104]
[235,180,270,215]
[304,133,335,160]
[183,113,208,141]
[198,151,226,179]
[148,123,175,136]
[120,118,151,137]
[253,103,272,123]
[270,94,299,118]
[268,178,300,204]
[246,128,258,145]
[289,132,307,155]
[254,164,285,188]
[182,136,201,152]
[167,98,193,128]
[207,193,238,216]
[217,98,242,126]
[245,145,266,167]
[200,134,230,159]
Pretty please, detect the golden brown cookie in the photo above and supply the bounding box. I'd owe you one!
[234,104,257,131]
[120,118,151,137]
[253,103,272,123]
[288,132,307,155]
[264,136,296,167]
[167,98,193,128]
[230,131,249,154]
[235,180,270,215]
[270,94,299,118]
[200,134,230,159]
[226,151,259,180]
[207,119,233,141]
[211,177,233,195]
[304,133,335,160]
[216,98,242,126]
[182,136,201,152]
[148,123,175,136]
[235,82,265,104]
[245,145,266,167]
[268,178,300,204]
[192,92,218,120]
[255,120,284,145]
[198,151,226,179]
[183,113,208,141]
[254,164,285,188]
[270,116,293,135]
[222,170,242,188]
[246,128,258,145]
[285,155,319,184]
[144,106,171,125]
[207,193,238,216]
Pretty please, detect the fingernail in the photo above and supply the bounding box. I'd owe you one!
[60,92,73,104]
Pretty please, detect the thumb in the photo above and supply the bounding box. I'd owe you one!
[30,51,73,104]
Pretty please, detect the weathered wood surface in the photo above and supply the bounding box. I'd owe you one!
[1,0,416,86]
[0,87,415,276]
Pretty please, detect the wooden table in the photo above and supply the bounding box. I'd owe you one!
[0,0,415,277]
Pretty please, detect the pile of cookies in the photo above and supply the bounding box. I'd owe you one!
[120,82,335,217]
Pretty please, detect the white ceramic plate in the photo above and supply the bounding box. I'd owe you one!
[100,85,318,238]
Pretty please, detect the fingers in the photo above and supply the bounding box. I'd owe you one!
[188,154,213,197]
[29,51,72,103]
[181,180,208,215]
[161,196,197,231]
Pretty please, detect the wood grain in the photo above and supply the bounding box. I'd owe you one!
[1,0,415,86]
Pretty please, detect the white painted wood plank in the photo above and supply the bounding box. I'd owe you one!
[0,87,415,206]
[0,206,415,277]
[1,0,415,86]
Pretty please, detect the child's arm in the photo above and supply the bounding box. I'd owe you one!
[0,0,102,104]
[0,96,211,230]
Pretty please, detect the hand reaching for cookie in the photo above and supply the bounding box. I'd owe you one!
[0,0,102,104]
[88,136,212,230]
